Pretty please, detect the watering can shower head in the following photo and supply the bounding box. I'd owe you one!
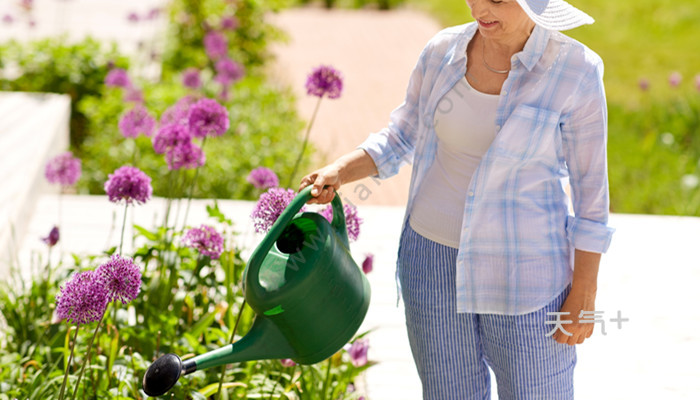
[142,186,371,397]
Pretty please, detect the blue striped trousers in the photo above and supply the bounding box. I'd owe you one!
[398,223,576,399]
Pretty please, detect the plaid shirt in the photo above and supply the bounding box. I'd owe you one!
[359,22,615,315]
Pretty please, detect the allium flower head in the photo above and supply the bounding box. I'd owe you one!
[2,14,14,24]
[182,68,202,89]
[306,65,343,99]
[160,95,198,126]
[45,152,81,186]
[105,68,131,88]
[183,225,224,259]
[96,255,141,305]
[42,226,60,247]
[214,58,245,85]
[251,188,305,234]
[188,98,230,138]
[127,12,139,23]
[104,166,152,205]
[345,338,369,367]
[638,78,650,92]
[320,203,362,241]
[153,123,192,154]
[669,71,682,88]
[166,141,205,170]
[119,105,156,138]
[279,359,296,368]
[221,16,238,30]
[124,88,144,103]
[362,253,373,274]
[247,167,279,190]
[55,270,109,325]
[204,31,228,60]
[146,7,161,20]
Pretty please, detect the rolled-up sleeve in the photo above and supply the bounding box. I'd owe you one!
[561,58,615,253]
[358,48,427,179]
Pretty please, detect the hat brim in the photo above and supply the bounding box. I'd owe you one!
[515,0,595,31]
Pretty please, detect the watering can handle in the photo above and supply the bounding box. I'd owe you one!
[245,186,348,295]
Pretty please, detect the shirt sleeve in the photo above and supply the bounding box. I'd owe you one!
[561,58,615,254]
[357,46,428,179]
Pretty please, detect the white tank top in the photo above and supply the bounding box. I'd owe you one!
[409,76,500,248]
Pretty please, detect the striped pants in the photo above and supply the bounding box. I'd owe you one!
[398,224,576,400]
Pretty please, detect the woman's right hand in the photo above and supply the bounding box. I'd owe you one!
[299,163,342,204]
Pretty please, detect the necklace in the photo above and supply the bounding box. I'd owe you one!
[482,41,510,74]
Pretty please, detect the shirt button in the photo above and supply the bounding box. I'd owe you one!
[468,191,475,197]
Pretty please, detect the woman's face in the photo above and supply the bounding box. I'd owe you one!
[466,0,535,42]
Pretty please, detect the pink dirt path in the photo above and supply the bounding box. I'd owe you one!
[267,8,444,206]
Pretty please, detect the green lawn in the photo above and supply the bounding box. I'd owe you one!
[404,0,700,106]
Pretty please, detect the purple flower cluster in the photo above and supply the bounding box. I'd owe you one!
[669,71,682,88]
[182,68,202,89]
[279,359,296,368]
[188,98,230,138]
[105,68,131,88]
[55,270,109,325]
[45,152,82,186]
[320,203,362,241]
[306,65,343,99]
[104,166,152,205]
[361,253,373,274]
[96,255,142,304]
[221,16,238,31]
[2,14,13,25]
[183,225,224,259]
[119,105,156,138]
[247,167,279,190]
[204,31,228,60]
[165,141,205,170]
[214,58,245,85]
[251,188,304,234]
[42,226,60,247]
[160,96,198,126]
[345,338,369,367]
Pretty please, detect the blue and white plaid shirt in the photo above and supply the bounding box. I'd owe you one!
[359,22,615,315]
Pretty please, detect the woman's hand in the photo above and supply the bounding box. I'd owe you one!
[552,286,597,346]
[299,163,342,204]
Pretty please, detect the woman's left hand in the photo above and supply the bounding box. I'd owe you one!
[552,286,597,346]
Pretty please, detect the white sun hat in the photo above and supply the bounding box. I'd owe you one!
[515,0,595,31]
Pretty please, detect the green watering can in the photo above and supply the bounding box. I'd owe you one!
[142,186,371,397]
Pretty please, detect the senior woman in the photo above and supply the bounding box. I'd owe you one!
[300,0,614,398]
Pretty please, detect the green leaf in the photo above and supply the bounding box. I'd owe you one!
[190,311,217,338]
[198,381,247,397]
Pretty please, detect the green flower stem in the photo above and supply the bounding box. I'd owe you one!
[286,96,323,189]
[181,136,207,234]
[71,311,106,399]
[58,324,81,400]
[216,298,247,400]
[322,357,332,400]
[119,203,128,255]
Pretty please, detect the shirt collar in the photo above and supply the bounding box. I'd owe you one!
[456,22,551,72]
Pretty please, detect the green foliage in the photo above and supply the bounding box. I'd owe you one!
[608,91,700,215]
[0,37,130,149]
[76,74,308,200]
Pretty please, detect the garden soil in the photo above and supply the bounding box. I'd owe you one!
[267,7,443,207]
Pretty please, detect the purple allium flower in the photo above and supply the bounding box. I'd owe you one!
[221,16,238,30]
[55,270,109,325]
[214,58,245,85]
[306,65,343,99]
[45,152,81,186]
[152,123,192,154]
[20,0,34,11]
[251,188,305,234]
[183,225,224,259]
[345,338,369,367]
[96,255,141,305]
[279,359,296,368]
[182,68,202,89]
[127,12,139,23]
[188,98,230,138]
[638,78,650,92]
[204,31,228,60]
[119,105,156,138]
[669,71,682,88]
[320,203,362,241]
[123,88,144,103]
[104,166,153,205]
[165,141,205,170]
[247,167,279,190]
[105,68,131,88]
[362,253,373,274]
[160,95,198,126]
[2,14,13,24]
[42,226,60,247]
[146,7,161,20]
